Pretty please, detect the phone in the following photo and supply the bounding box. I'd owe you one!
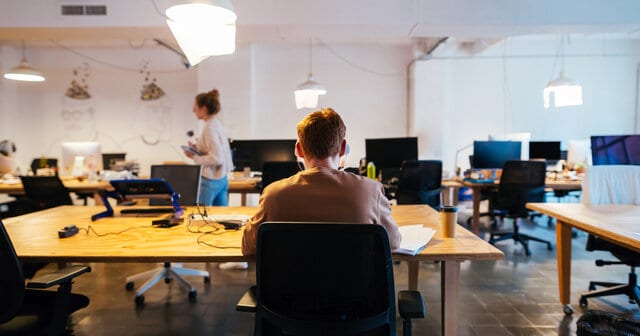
[181,145,202,156]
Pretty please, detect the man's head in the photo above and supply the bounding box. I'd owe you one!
[296,108,346,161]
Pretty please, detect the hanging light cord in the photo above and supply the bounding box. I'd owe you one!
[308,37,313,77]
[315,37,403,77]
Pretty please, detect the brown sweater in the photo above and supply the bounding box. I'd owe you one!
[242,166,401,255]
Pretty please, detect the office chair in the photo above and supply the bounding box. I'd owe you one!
[395,160,442,209]
[579,165,640,309]
[0,220,91,335]
[124,164,210,306]
[30,158,58,175]
[19,176,73,211]
[236,223,426,336]
[260,161,300,192]
[487,160,553,256]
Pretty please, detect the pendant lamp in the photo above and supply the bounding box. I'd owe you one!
[3,41,45,82]
[543,35,582,108]
[295,38,326,109]
[165,0,237,67]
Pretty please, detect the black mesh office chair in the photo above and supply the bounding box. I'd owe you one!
[260,161,300,192]
[0,220,91,335]
[487,160,553,256]
[237,223,426,336]
[19,176,73,211]
[579,236,640,309]
[124,164,210,306]
[395,160,442,209]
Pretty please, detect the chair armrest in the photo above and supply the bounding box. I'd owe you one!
[236,285,257,312]
[26,265,91,289]
[398,290,425,319]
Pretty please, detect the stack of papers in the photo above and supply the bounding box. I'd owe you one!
[393,224,436,256]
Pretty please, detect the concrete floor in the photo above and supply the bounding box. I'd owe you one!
[58,204,639,335]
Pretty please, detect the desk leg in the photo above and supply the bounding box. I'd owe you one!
[407,260,419,290]
[556,220,572,312]
[471,187,481,234]
[241,193,247,206]
[441,260,460,336]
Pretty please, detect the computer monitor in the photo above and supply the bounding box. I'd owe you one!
[102,153,126,171]
[472,141,522,169]
[591,134,640,165]
[230,139,297,172]
[149,164,202,206]
[365,137,418,178]
[529,141,561,161]
[60,142,102,176]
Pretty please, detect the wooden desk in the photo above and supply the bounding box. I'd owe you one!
[461,179,582,234]
[0,177,260,206]
[3,204,502,336]
[525,203,640,314]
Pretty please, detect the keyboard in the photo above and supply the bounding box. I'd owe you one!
[120,207,176,215]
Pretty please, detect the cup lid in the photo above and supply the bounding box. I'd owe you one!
[440,206,458,213]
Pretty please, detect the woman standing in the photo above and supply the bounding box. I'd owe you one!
[184,89,233,206]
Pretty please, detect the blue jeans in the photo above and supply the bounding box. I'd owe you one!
[198,176,229,206]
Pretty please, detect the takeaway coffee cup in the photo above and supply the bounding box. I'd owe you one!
[440,206,458,238]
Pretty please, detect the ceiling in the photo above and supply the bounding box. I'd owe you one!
[0,0,639,48]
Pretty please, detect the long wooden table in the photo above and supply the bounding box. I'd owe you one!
[3,204,503,336]
[0,177,260,206]
[525,203,640,314]
[460,178,582,234]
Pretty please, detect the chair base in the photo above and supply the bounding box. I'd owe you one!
[125,262,210,306]
[488,218,553,256]
[579,272,640,309]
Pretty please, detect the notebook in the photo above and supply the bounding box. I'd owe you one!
[393,224,436,256]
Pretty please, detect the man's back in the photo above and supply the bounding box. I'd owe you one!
[242,166,401,255]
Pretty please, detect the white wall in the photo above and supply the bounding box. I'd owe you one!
[1,41,413,174]
[411,36,640,174]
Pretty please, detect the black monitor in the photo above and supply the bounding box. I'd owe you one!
[472,141,522,169]
[591,135,640,165]
[365,137,418,178]
[230,139,297,172]
[102,152,126,170]
[149,164,202,206]
[529,141,561,161]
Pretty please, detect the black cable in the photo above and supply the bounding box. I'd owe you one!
[79,224,151,237]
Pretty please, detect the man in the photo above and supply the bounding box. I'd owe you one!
[242,108,401,256]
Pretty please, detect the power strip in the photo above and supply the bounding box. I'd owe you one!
[187,213,250,229]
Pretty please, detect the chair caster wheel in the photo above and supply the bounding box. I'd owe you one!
[165,277,171,284]
[563,304,573,315]
[135,295,145,306]
[547,244,553,251]
[188,290,197,302]
[588,284,596,291]
[204,276,210,284]
[125,282,134,291]
[579,297,588,307]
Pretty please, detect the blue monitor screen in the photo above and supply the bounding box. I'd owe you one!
[529,141,561,160]
[591,135,640,165]
[472,141,522,169]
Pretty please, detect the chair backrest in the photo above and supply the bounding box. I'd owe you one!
[260,161,300,191]
[0,220,25,324]
[496,160,546,217]
[102,153,126,171]
[149,164,202,206]
[19,176,73,209]
[396,160,442,208]
[255,223,396,336]
[30,158,57,174]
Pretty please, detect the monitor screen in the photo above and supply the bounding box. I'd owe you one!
[529,141,561,160]
[591,135,640,165]
[472,141,522,169]
[230,139,297,172]
[365,137,418,177]
[60,142,102,176]
[150,165,202,206]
